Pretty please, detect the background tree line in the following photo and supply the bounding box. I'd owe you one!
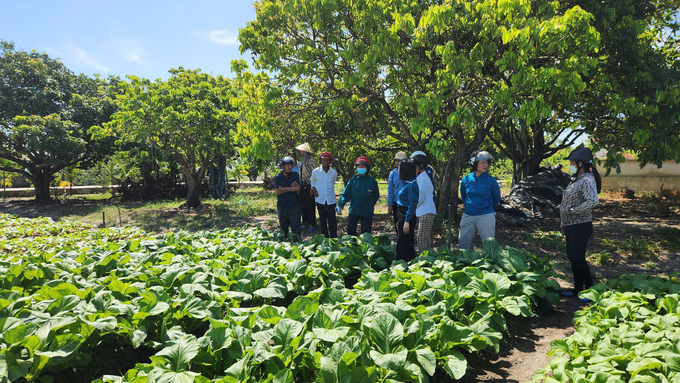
[1,0,678,211]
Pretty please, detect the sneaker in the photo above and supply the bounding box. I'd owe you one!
[560,290,575,297]
[578,298,592,303]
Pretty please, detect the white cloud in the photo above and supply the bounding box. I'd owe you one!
[65,41,109,72]
[121,41,145,65]
[195,29,240,45]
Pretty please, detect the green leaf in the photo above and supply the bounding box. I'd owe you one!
[131,326,148,348]
[204,326,232,351]
[272,318,304,348]
[148,365,200,383]
[444,351,468,380]
[0,349,32,381]
[259,306,283,324]
[368,313,404,354]
[369,346,408,371]
[81,315,118,332]
[285,296,319,320]
[156,336,201,372]
[414,345,436,376]
[2,323,38,346]
[313,327,350,343]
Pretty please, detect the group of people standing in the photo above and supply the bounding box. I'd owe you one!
[274,144,505,261]
[275,143,602,300]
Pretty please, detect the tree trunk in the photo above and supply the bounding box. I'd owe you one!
[32,170,53,202]
[183,166,206,208]
[436,151,467,221]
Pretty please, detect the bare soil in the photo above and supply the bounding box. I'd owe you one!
[2,190,679,383]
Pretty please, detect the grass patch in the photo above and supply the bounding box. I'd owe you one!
[600,236,660,261]
[522,228,565,252]
[55,187,279,233]
[588,251,617,266]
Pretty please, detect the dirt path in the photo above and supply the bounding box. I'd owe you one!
[458,297,584,383]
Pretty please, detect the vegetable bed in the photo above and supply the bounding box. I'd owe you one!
[0,213,560,383]
[531,274,680,383]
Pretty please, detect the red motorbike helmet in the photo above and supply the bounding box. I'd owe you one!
[355,156,371,167]
[319,151,332,159]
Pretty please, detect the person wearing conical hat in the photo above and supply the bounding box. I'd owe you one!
[295,143,318,234]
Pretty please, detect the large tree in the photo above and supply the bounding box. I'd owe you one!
[580,0,680,170]
[239,0,599,213]
[232,59,400,184]
[0,41,116,201]
[97,68,239,208]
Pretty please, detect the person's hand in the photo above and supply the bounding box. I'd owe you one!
[403,221,410,234]
[335,206,342,215]
[388,205,393,214]
[291,181,298,186]
[311,187,319,197]
[560,226,564,234]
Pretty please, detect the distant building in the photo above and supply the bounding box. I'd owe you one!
[601,159,680,192]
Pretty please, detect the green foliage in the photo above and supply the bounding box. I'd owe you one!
[238,0,601,208]
[0,41,117,201]
[94,67,239,207]
[0,214,560,382]
[579,0,680,172]
[531,273,680,383]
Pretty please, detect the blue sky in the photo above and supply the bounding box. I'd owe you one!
[0,0,257,80]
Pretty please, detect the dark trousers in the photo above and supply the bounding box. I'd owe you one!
[396,207,417,262]
[300,184,317,227]
[391,205,399,235]
[317,203,338,238]
[277,205,301,238]
[564,221,594,293]
[347,214,372,236]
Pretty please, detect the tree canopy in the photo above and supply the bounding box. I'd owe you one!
[0,41,116,201]
[239,0,600,210]
[95,68,239,208]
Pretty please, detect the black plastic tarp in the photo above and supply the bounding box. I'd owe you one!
[504,165,571,219]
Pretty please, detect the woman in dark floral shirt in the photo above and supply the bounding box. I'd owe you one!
[560,148,601,302]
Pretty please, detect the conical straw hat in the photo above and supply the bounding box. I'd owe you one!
[295,142,315,154]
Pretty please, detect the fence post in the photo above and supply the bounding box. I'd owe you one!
[102,212,106,228]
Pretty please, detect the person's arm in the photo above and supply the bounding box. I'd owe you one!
[416,177,427,206]
[337,177,353,209]
[274,181,300,195]
[569,178,599,213]
[406,183,419,222]
[290,173,300,193]
[491,178,501,209]
[274,176,283,195]
[387,171,395,206]
[373,178,380,205]
[460,176,467,201]
[310,169,319,197]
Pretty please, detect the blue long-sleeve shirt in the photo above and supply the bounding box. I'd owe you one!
[396,178,419,223]
[387,168,406,206]
[460,172,501,216]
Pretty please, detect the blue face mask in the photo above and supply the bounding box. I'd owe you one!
[357,168,367,175]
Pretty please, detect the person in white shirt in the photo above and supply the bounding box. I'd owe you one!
[310,151,338,238]
[412,152,437,254]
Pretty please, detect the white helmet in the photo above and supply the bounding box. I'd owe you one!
[470,150,494,168]
[410,151,427,159]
